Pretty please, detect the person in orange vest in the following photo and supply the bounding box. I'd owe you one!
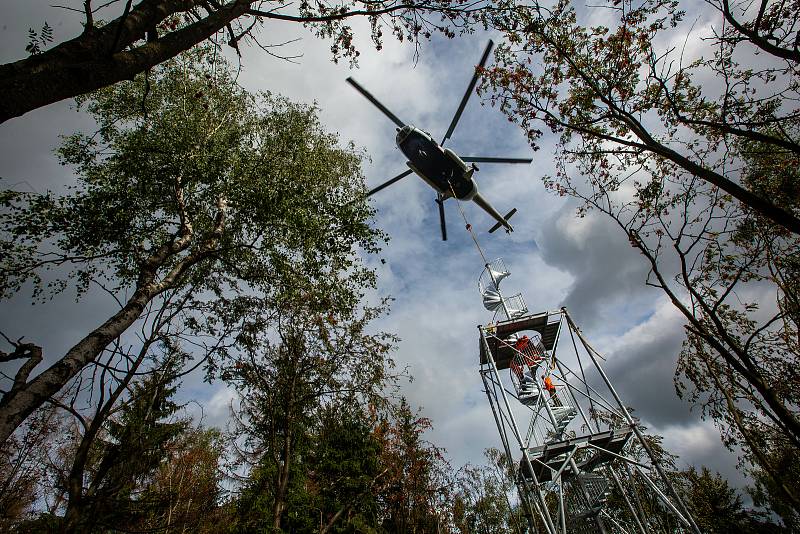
[515,335,544,367]
[509,336,529,388]
[542,374,561,406]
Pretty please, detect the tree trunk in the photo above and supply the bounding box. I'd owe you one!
[0,0,249,123]
[272,423,292,529]
[0,287,156,445]
[62,494,85,534]
[272,368,296,530]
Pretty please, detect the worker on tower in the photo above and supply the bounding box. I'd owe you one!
[515,335,545,368]
[542,374,561,406]
[513,336,539,388]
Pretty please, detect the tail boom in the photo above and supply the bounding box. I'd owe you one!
[471,192,516,233]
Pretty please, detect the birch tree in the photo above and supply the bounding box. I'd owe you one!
[0,45,381,446]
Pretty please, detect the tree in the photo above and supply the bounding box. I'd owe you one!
[13,355,229,533]
[0,0,496,123]
[375,398,452,533]
[77,370,184,531]
[451,449,525,534]
[134,427,226,533]
[483,0,800,513]
[0,402,67,529]
[228,296,396,532]
[60,361,187,532]
[485,0,800,234]
[681,467,778,534]
[308,401,386,533]
[748,440,800,531]
[0,45,382,446]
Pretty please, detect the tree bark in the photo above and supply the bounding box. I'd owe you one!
[0,286,155,445]
[0,0,250,123]
[272,419,292,529]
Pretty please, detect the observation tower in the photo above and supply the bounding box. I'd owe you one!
[477,258,701,534]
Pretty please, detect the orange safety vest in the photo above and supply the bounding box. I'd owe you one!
[543,376,555,393]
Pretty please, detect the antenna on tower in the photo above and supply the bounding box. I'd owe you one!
[476,259,700,534]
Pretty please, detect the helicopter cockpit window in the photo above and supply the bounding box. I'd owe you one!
[400,134,427,158]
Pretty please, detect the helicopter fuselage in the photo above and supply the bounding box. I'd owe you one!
[396,126,476,200]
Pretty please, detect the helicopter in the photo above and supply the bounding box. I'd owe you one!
[347,40,532,241]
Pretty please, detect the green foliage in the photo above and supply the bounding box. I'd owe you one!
[681,467,781,534]
[1,0,503,123]
[0,43,384,448]
[231,391,455,533]
[748,440,800,531]
[683,467,750,533]
[310,403,383,531]
[66,367,188,531]
[600,462,783,533]
[227,293,396,533]
[233,459,283,532]
[451,449,525,534]
[25,22,53,55]
[1,44,380,310]
[675,131,800,514]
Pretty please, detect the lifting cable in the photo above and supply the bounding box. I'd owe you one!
[448,181,489,266]
[451,180,544,390]
[450,183,562,392]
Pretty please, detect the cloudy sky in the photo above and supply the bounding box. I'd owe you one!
[0,0,747,494]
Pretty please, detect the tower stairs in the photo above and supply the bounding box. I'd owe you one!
[565,472,613,519]
[550,403,578,433]
[518,428,632,483]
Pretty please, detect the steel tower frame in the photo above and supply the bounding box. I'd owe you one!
[477,258,701,534]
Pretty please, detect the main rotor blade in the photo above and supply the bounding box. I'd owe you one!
[461,156,533,164]
[441,40,494,145]
[367,169,414,197]
[437,195,448,241]
[346,77,406,129]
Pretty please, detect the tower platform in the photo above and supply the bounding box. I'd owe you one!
[480,311,561,370]
[519,428,632,483]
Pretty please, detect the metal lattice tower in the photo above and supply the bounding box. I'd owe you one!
[477,258,701,534]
